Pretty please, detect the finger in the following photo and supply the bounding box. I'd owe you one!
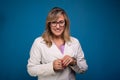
[57,60,63,67]
[58,62,62,66]
[65,59,71,66]
[58,59,62,63]
[62,58,71,67]
[62,57,69,64]
[62,56,71,64]
[55,59,61,65]
[56,64,64,70]
[65,59,72,66]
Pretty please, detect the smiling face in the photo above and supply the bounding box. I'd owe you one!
[50,15,65,38]
[43,7,70,47]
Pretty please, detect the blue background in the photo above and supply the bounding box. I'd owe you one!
[0,0,120,80]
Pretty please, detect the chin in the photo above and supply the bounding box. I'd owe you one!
[54,33,63,36]
[55,34,62,36]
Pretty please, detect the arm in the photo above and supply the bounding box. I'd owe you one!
[70,40,88,73]
[27,39,56,77]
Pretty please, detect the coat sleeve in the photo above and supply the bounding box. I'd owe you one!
[70,39,88,73]
[27,39,56,77]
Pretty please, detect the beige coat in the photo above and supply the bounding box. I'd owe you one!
[27,37,88,80]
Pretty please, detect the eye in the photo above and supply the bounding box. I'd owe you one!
[59,20,64,23]
[59,20,65,24]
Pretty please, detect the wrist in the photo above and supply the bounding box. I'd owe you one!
[70,58,77,66]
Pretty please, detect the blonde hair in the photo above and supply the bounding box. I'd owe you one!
[42,7,70,47]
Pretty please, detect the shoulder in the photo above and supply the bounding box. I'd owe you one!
[66,36,80,46]
[70,36,80,44]
[33,36,45,46]
[34,36,44,42]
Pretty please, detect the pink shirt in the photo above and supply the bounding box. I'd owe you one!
[60,45,65,54]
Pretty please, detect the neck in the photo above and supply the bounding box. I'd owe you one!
[52,36,65,46]
[53,37,63,42]
[52,35,63,40]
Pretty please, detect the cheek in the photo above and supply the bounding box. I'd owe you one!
[50,27,55,34]
[62,27,65,31]
[50,27,54,31]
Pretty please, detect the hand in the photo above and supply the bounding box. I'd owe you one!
[62,55,76,67]
[53,59,64,71]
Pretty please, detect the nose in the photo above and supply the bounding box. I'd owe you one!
[56,24,60,28]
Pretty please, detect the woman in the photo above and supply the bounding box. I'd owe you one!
[27,7,88,80]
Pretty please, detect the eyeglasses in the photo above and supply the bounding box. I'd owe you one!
[50,20,65,27]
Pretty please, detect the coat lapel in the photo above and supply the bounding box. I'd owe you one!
[49,44,63,59]
[63,41,74,57]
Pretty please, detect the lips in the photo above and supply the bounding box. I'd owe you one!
[54,29,62,32]
[51,27,64,36]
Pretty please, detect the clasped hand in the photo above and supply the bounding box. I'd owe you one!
[53,55,76,71]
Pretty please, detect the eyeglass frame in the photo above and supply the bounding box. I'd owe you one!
[50,20,65,27]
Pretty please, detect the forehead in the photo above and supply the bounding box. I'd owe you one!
[50,13,65,22]
[56,15,64,21]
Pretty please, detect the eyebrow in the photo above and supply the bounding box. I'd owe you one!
[51,20,64,22]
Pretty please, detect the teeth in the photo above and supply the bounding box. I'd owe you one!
[56,30,60,31]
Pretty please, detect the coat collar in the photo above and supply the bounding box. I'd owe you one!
[39,37,73,47]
